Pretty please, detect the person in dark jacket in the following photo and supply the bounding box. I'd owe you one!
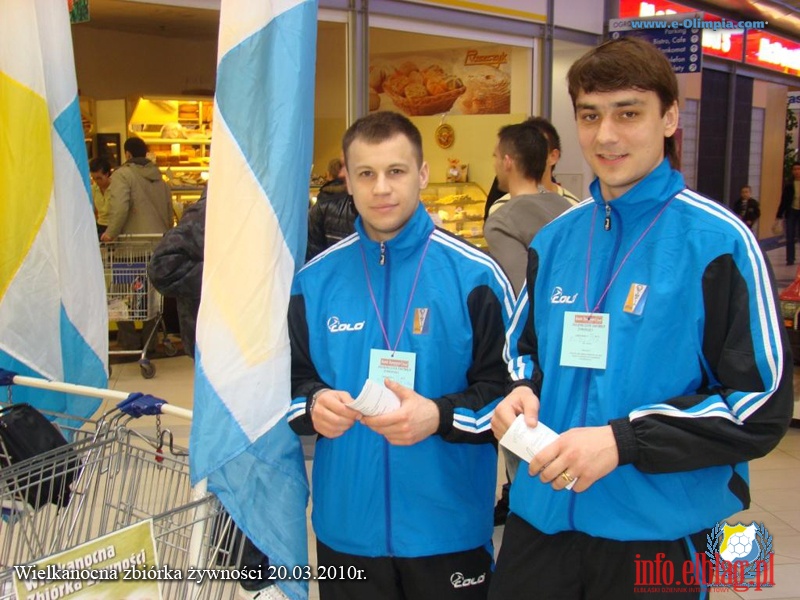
[306,158,358,260]
[147,195,206,358]
[732,185,760,232]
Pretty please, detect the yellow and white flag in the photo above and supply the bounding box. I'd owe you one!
[0,1,107,420]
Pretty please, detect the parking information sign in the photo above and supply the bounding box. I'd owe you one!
[609,12,704,74]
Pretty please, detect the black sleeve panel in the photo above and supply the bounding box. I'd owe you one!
[288,293,329,435]
[622,254,793,473]
[432,284,508,444]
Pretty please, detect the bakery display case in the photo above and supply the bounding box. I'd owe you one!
[421,182,487,248]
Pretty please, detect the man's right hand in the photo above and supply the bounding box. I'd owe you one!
[310,389,362,438]
[491,386,540,441]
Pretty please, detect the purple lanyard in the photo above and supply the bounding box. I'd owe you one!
[583,199,673,313]
[360,235,433,353]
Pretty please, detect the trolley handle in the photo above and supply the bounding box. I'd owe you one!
[0,368,192,423]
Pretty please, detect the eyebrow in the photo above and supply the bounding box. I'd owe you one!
[576,98,646,111]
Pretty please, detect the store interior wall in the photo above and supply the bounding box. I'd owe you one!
[72,25,217,99]
[760,80,790,237]
[551,40,595,200]
[313,22,347,179]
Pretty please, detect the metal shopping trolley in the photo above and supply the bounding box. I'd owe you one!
[0,374,256,600]
[101,234,177,379]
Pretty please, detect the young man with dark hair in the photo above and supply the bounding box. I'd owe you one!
[483,116,580,221]
[526,116,581,204]
[289,111,513,600]
[485,122,572,295]
[490,37,792,599]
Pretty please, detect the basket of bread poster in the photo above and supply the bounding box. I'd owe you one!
[458,67,511,115]
[382,61,466,116]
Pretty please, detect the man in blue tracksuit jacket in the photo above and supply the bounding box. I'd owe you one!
[490,38,793,599]
[288,112,514,600]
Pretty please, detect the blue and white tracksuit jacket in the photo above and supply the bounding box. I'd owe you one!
[288,202,514,558]
[506,159,793,542]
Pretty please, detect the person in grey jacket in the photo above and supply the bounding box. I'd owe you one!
[485,122,572,296]
[101,137,172,350]
[101,137,172,241]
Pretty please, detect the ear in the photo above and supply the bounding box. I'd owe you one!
[663,101,679,138]
[419,160,430,190]
[503,154,514,173]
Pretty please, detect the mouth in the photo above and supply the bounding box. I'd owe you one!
[597,153,628,164]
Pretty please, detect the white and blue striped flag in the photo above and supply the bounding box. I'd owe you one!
[0,1,108,422]
[190,1,317,598]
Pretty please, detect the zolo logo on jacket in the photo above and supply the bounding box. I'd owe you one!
[327,316,365,333]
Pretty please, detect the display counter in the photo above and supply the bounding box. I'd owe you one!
[422,182,487,248]
[128,96,213,216]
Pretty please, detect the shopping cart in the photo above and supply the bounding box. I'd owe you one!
[101,234,177,379]
[0,374,257,600]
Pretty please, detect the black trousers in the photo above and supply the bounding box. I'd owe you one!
[316,540,493,600]
[489,514,709,600]
[786,208,800,264]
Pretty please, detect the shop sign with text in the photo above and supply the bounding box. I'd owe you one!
[746,31,800,77]
[618,0,745,61]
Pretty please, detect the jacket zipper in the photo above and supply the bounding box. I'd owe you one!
[380,241,393,554]
[569,202,622,530]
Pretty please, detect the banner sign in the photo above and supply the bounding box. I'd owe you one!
[13,520,161,600]
[609,13,703,73]
[370,46,512,116]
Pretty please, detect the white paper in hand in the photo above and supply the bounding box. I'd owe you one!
[348,379,401,416]
[500,415,559,462]
[499,415,577,490]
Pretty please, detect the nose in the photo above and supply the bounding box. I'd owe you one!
[595,115,618,146]
[373,172,390,195]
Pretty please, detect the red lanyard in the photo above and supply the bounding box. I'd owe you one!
[584,199,673,313]
[360,235,432,352]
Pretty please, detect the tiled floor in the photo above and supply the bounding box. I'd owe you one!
[105,245,800,599]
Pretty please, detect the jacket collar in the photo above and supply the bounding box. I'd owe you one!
[589,159,686,214]
[355,201,434,260]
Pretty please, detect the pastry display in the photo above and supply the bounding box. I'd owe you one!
[458,67,511,114]
[374,61,466,116]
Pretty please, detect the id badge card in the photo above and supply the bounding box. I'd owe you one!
[559,312,609,370]
[369,349,417,389]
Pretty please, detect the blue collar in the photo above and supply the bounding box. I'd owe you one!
[589,159,686,212]
[355,202,435,260]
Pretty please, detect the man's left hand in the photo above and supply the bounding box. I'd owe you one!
[361,379,440,446]
[528,425,619,493]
